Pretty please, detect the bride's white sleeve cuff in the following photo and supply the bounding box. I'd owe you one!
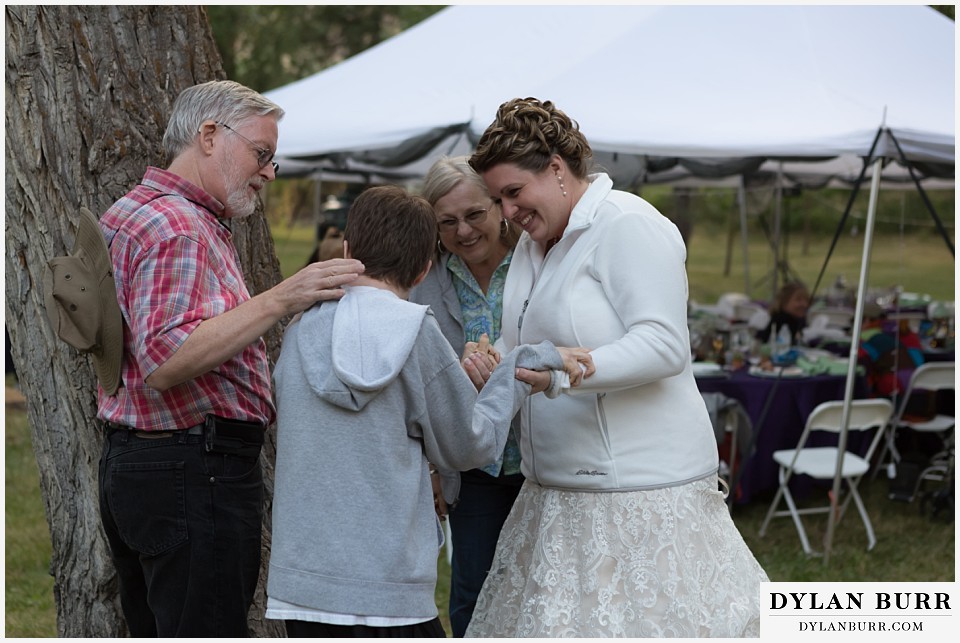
[546,370,566,398]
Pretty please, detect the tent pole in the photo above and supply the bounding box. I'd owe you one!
[885,129,955,257]
[810,128,884,300]
[823,156,883,565]
[738,176,751,297]
[770,163,783,303]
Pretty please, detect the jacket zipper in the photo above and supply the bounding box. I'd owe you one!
[517,241,563,484]
[517,299,529,334]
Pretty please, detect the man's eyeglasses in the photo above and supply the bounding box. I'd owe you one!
[437,204,493,232]
[216,121,279,174]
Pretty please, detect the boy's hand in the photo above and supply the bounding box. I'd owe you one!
[514,367,553,394]
[430,469,448,521]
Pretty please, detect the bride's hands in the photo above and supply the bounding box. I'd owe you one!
[556,347,595,387]
[514,346,594,393]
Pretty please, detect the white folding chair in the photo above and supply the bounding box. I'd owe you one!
[873,362,955,499]
[759,398,893,556]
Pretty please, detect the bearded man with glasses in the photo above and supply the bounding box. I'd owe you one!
[95,79,364,637]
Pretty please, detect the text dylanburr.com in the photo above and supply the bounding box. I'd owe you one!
[761,582,954,639]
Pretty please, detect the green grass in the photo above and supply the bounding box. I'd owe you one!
[435,544,452,635]
[684,226,955,305]
[5,225,953,637]
[268,218,319,279]
[4,382,57,637]
[733,477,955,582]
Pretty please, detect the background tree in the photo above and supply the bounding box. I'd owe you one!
[207,5,444,92]
[5,5,284,636]
[930,5,954,20]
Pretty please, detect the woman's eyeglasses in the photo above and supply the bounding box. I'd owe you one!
[437,204,493,231]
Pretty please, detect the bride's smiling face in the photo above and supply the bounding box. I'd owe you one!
[481,159,571,244]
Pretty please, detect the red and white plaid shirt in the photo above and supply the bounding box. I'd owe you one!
[97,167,275,430]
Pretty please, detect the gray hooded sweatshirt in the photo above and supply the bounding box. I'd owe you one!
[267,285,562,620]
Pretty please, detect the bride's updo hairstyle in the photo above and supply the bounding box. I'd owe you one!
[469,97,593,181]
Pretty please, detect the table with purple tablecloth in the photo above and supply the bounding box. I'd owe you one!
[697,368,868,504]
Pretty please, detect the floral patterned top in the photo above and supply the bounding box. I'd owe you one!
[447,249,520,476]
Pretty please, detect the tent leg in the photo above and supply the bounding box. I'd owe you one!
[823,155,883,565]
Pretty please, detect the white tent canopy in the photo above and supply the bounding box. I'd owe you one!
[265,4,954,185]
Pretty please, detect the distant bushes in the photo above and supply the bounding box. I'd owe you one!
[638,184,954,239]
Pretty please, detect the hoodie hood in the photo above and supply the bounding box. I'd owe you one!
[297,286,428,411]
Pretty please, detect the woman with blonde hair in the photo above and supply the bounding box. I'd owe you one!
[464,98,768,637]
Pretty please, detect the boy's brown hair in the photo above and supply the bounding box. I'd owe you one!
[343,185,436,290]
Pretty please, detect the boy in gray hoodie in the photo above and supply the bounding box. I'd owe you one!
[266,185,567,637]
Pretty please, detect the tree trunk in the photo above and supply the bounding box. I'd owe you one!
[5,5,284,636]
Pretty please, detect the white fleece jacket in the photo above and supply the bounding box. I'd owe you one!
[498,173,719,490]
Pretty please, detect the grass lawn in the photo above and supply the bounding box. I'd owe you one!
[4,386,57,637]
[5,224,954,637]
[684,227,954,305]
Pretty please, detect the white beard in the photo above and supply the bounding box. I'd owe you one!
[219,156,261,218]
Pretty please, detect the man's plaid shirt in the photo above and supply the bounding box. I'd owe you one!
[97,167,275,431]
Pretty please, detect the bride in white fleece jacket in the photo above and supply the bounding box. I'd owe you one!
[464,98,769,638]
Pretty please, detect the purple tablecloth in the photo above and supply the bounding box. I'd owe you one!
[697,369,868,504]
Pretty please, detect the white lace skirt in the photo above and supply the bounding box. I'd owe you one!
[465,476,768,638]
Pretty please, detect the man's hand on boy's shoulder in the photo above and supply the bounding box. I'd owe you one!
[270,258,364,315]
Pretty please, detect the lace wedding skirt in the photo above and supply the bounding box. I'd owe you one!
[465,476,767,638]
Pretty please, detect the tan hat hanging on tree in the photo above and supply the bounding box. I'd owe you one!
[42,207,123,395]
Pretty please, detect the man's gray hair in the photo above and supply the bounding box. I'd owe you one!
[162,80,284,163]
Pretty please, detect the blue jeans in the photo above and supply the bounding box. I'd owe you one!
[448,469,523,637]
[98,427,263,637]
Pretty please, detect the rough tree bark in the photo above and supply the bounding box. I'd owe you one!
[5,5,285,636]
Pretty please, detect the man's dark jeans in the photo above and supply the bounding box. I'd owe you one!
[98,426,263,637]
